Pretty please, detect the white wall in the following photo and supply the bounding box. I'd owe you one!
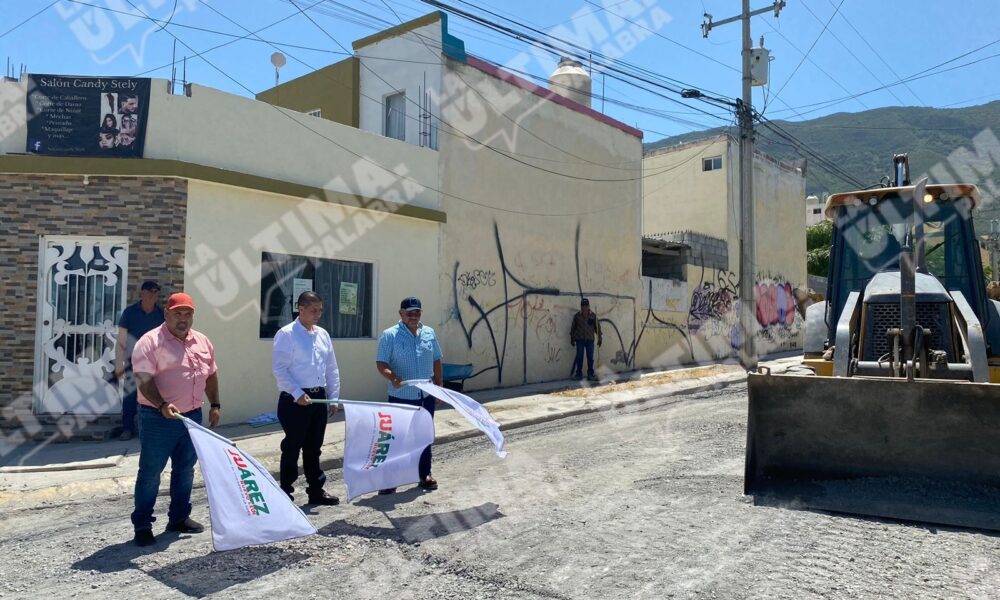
[184,180,441,424]
[0,78,27,155]
[0,77,441,211]
[148,83,440,210]
[643,137,733,241]
[357,22,443,149]
[639,137,808,360]
[438,59,643,389]
[806,195,825,226]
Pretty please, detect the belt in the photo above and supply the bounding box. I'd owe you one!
[302,386,325,394]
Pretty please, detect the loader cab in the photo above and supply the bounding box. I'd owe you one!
[824,184,987,342]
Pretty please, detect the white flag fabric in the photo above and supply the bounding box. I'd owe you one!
[411,381,507,458]
[182,417,317,552]
[342,402,435,501]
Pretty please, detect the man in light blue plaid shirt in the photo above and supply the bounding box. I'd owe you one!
[375,296,443,493]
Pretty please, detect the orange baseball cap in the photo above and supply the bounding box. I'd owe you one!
[166,292,196,311]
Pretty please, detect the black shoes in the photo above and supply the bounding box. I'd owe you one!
[134,518,202,546]
[307,491,340,505]
[133,529,156,547]
[418,476,438,490]
[165,518,205,534]
[378,488,397,495]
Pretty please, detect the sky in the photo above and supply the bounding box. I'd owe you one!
[3,0,1000,143]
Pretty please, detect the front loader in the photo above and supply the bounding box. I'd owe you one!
[745,155,1000,530]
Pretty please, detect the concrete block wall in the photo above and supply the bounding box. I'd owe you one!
[0,175,187,423]
[648,230,729,272]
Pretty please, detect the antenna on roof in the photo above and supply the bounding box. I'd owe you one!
[169,39,177,94]
[271,52,286,89]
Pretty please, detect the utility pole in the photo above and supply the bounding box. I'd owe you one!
[987,219,1000,281]
[702,0,784,371]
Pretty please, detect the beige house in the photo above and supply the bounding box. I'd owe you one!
[0,11,644,440]
[806,194,826,227]
[0,77,442,434]
[263,12,644,391]
[639,135,807,365]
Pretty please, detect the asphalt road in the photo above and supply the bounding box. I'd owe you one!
[3,384,1000,599]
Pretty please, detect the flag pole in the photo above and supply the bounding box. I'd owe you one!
[177,415,238,447]
[307,398,421,411]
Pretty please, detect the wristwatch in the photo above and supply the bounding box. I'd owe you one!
[210,403,221,409]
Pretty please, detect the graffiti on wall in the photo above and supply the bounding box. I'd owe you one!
[457,269,497,291]
[452,222,637,385]
[690,266,808,356]
[636,262,810,364]
[755,281,796,328]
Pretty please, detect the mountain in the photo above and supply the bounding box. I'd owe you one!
[644,101,1000,218]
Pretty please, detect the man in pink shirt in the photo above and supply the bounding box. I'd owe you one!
[129,292,221,547]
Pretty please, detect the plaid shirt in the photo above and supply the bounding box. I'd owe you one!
[570,311,602,343]
[376,321,443,400]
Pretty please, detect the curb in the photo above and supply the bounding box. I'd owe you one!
[0,372,748,512]
[0,452,126,474]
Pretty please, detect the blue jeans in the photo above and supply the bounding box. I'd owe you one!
[388,394,435,480]
[121,371,138,434]
[573,340,595,377]
[131,406,201,531]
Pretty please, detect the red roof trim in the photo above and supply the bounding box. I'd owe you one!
[463,55,643,140]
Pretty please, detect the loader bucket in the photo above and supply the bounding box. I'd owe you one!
[745,372,1000,530]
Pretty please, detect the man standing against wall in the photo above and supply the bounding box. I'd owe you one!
[570,298,602,382]
[115,280,165,441]
[271,291,341,506]
[375,296,443,493]
[129,293,220,547]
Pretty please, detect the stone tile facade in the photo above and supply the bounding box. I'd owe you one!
[0,175,188,422]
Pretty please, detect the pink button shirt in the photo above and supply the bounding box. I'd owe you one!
[131,323,217,413]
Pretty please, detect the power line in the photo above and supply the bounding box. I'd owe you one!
[418,0,738,130]
[798,1,903,106]
[771,36,1000,117]
[824,0,926,106]
[0,1,58,40]
[201,0,716,171]
[126,0,333,77]
[288,0,668,180]
[429,0,738,104]
[755,113,866,188]
[376,0,729,143]
[120,0,647,216]
[769,0,846,108]
[580,0,740,74]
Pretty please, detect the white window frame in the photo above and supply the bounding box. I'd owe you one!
[384,91,406,141]
[702,156,723,172]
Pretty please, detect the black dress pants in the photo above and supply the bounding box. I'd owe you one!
[277,386,328,496]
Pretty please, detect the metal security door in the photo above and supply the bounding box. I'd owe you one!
[34,237,129,415]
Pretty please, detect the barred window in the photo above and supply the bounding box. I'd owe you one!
[260,252,373,339]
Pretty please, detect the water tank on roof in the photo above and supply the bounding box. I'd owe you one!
[549,57,592,109]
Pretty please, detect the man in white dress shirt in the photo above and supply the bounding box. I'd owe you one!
[271,291,341,505]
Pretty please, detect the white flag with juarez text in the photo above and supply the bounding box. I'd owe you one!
[182,417,316,552]
[411,381,507,458]
[342,402,435,501]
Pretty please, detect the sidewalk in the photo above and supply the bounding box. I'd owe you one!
[0,354,803,511]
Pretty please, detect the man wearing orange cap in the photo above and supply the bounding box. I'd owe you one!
[128,292,221,547]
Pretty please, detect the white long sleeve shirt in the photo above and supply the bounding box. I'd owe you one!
[271,319,340,401]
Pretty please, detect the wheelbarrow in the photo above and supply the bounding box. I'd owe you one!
[442,363,473,392]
